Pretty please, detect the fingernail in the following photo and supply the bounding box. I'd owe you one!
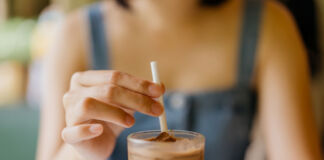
[149,84,162,96]
[125,115,134,126]
[151,103,163,115]
[89,124,102,134]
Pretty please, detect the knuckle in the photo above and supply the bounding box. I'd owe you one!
[65,112,78,126]
[110,70,122,83]
[65,98,93,126]
[105,84,118,101]
[79,98,94,117]
[138,80,150,91]
[115,108,130,123]
[71,72,82,84]
[65,113,72,126]
[61,129,68,142]
[62,92,72,108]
[135,96,151,112]
[135,95,145,106]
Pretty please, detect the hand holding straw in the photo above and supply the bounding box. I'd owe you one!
[150,61,168,132]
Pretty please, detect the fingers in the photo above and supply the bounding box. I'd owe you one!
[70,70,164,97]
[62,124,103,144]
[108,85,163,116]
[67,98,136,127]
[65,70,165,132]
[83,84,164,117]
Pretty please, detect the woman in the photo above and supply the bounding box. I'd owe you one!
[36,0,322,159]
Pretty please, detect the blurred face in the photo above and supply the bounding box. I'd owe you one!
[114,0,232,29]
[117,0,228,7]
[125,0,200,24]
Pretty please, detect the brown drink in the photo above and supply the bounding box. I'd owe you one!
[127,130,205,160]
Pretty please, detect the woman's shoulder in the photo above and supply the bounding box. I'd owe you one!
[262,0,300,42]
[60,1,114,43]
[61,11,85,40]
[261,0,299,42]
[265,0,293,17]
[258,0,306,65]
[263,0,297,29]
[255,0,309,86]
[45,8,90,71]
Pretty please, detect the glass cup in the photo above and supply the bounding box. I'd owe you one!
[127,130,205,160]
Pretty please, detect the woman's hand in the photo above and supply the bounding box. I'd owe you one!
[61,70,164,160]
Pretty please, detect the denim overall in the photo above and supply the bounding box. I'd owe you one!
[87,0,264,159]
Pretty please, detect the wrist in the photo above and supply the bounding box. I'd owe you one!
[54,143,87,160]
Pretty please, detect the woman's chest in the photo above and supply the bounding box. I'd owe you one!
[102,9,241,91]
[111,35,238,91]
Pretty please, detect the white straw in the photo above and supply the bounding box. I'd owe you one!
[150,61,168,132]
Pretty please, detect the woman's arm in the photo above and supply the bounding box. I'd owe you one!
[36,11,89,160]
[257,1,322,159]
[36,7,164,160]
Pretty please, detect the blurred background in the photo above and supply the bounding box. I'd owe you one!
[0,0,323,159]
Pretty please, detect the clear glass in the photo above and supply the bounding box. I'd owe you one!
[127,130,205,160]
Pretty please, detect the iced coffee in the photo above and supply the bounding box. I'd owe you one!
[127,130,205,160]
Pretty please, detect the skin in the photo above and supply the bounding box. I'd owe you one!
[36,0,322,159]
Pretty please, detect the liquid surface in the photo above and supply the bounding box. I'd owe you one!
[146,132,177,142]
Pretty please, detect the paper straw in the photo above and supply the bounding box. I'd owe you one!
[150,61,168,132]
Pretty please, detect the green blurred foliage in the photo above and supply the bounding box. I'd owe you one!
[0,18,36,64]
